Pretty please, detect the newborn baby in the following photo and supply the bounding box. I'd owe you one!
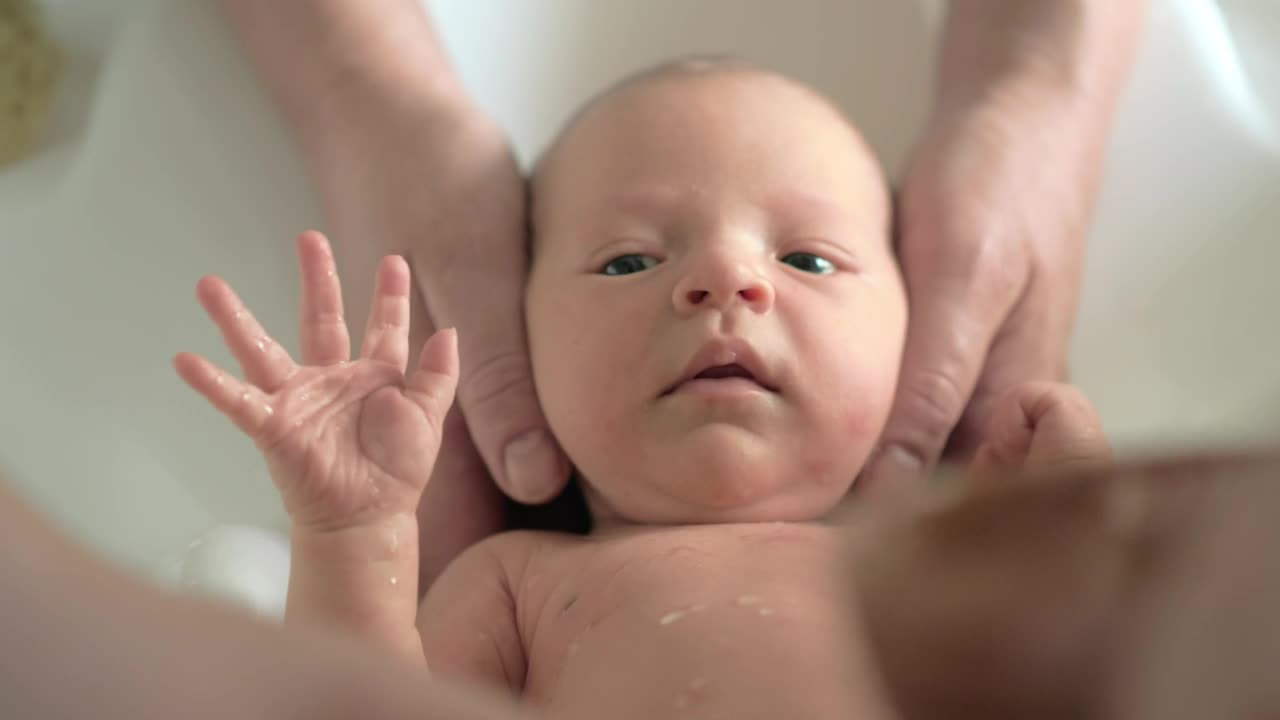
[175,59,1109,719]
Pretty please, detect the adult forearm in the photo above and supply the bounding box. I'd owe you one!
[936,0,1146,125]
[221,0,463,140]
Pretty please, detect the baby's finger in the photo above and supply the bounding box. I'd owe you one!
[196,276,297,392]
[296,231,350,366]
[967,444,1015,486]
[1021,383,1110,475]
[405,328,460,424]
[982,382,1110,479]
[358,255,412,373]
[173,352,275,439]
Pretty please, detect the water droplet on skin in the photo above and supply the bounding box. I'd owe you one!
[234,310,246,320]
[263,404,274,416]
[659,604,705,626]
[240,392,251,403]
[256,337,268,352]
[213,374,225,386]
[735,595,762,607]
[389,576,398,586]
[757,607,776,617]
[674,678,709,710]
[326,270,336,278]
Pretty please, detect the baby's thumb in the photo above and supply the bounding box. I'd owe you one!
[406,328,460,424]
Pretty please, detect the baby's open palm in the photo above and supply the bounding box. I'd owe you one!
[174,232,458,530]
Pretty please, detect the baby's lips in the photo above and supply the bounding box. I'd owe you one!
[663,336,780,396]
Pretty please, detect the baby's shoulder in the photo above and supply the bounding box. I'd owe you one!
[449,529,588,582]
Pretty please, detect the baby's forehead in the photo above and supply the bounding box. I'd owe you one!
[529,60,888,245]
[534,62,875,187]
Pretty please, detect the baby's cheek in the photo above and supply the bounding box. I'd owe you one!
[842,402,883,445]
[835,359,899,440]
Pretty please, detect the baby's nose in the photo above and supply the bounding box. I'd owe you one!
[673,260,775,315]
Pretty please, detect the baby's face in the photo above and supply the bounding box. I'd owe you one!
[527,68,906,525]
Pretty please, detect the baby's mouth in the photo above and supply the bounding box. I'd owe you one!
[662,363,778,396]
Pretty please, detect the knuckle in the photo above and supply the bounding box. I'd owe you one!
[460,349,538,425]
[891,369,971,456]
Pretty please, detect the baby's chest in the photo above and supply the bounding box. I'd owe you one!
[520,526,855,708]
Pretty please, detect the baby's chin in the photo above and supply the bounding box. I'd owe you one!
[578,430,861,527]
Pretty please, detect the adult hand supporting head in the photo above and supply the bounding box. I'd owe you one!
[861,0,1146,488]
[222,0,572,583]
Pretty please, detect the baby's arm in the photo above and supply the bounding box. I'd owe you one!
[175,233,458,664]
[969,381,1111,482]
[288,515,425,663]
[416,532,532,697]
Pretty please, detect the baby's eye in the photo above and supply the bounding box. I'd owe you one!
[780,252,835,275]
[601,254,659,276]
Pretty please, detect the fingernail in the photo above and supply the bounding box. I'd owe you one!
[504,430,565,503]
[867,445,925,488]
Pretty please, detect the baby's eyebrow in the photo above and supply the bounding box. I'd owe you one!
[766,189,860,227]
[603,185,689,217]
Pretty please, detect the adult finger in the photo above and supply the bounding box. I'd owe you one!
[296,231,351,366]
[949,279,1074,458]
[862,241,1023,488]
[415,256,569,505]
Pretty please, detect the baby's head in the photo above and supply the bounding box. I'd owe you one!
[526,59,906,527]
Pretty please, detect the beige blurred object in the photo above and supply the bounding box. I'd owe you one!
[844,451,1280,720]
[0,0,62,167]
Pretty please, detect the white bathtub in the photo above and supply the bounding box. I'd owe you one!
[1,0,1277,578]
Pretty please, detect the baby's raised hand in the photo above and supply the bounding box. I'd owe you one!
[969,382,1111,482]
[175,232,458,531]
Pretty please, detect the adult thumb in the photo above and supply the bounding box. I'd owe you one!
[419,251,570,504]
[862,286,1008,490]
